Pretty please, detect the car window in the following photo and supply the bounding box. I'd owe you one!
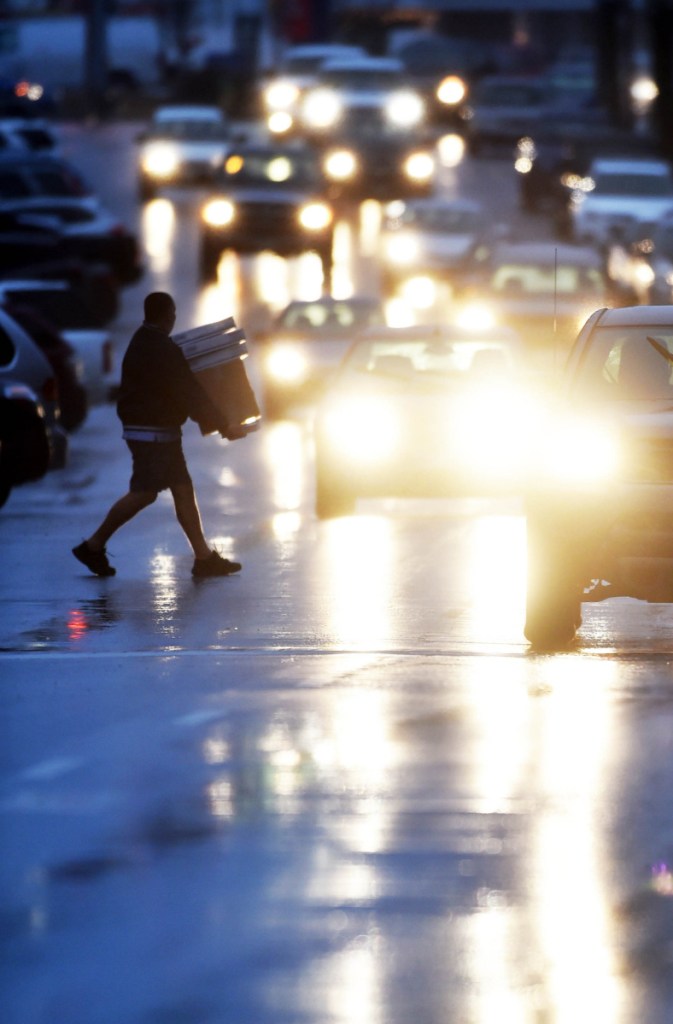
[576,327,673,400]
[491,263,603,296]
[320,69,399,90]
[0,323,15,366]
[153,120,226,140]
[0,171,32,198]
[592,172,673,196]
[281,302,380,330]
[347,338,514,380]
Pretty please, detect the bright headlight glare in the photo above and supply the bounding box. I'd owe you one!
[539,415,621,485]
[436,75,466,106]
[404,151,435,181]
[322,397,400,461]
[454,303,497,331]
[386,90,425,128]
[264,79,300,110]
[324,149,358,180]
[452,388,532,477]
[515,156,533,174]
[384,231,419,266]
[266,345,308,383]
[267,110,293,134]
[202,198,236,227]
[437,133,466,168]
[298,201,332,231]
[400,275,436,310]
[302,88,342,129]
[142,142,180,178]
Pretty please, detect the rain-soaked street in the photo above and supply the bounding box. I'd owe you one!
[1,121,673,1023]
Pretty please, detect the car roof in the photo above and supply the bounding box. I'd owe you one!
[152,105,225,121]
[589,157,672,175]
[592,305,673,327]
[488,242,603,266]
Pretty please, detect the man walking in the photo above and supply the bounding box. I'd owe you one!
[73,291,243,578]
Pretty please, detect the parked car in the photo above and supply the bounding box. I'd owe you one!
[136,104,232,200]
[0,196,143,285]
[0,305,67,468]
[0,279,115,405]
[606,209,673,306]
[0,378,50,508]
[524,305,673,649]
[0,117,60,155]
[0,153,96,205]
[455,241,623,358]
[313,323,527,517]
[569,157,673,247]
[198,143,334,283]
[253,295,384,418]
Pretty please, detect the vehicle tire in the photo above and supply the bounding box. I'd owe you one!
[315,462,356,519]
[524,523,583,650]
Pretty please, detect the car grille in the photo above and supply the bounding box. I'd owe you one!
[234,201,299,233]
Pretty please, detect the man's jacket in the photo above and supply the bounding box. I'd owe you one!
[116,323,222,433]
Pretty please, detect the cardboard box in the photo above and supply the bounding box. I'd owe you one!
[174,318,261,435]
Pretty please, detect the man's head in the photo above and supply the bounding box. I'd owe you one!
[144,292,176,333]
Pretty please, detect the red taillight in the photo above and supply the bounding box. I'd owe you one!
[102,340,113,374]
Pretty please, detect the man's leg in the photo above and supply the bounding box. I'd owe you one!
[170,482,212,560]
[86,490,157,551]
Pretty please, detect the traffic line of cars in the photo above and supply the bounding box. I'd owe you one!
[0,118,143,509]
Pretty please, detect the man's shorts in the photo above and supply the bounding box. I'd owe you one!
[126,440,192,493]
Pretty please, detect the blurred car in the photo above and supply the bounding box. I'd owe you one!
[198,143,334,283]
[459,74,547,154]
[524,305,673,649]
[0,153,96,206]
[570,157,673,247]
[0,117,60,155]
[136,104,231,200]
[313,323,528,517]
[455,241,622,358]
[260,43,368,136]
[0,305,67,468]
[394,33,493,128]
[3,301,87,432]
[0,279,115,405]
[0,196,143,285]
[379,196,495,298]
[253,295,384,418]
[0,378,50,508]
[299,55,427,139]
[319,130,436,204]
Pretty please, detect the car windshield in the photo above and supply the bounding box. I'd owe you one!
[220,151,319,187]
[400,205,483,233]
[345,337,516,381]
[490,262,605,297]
[279,301,382,331]
[153,120,227,140]
[473,83,544,106]
[593,172,673,196]
[575,326,673,400]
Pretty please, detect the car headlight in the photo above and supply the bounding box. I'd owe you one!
[301,88,343,129]
[454,303,498,331]
[451,387,535,478]
[383,231,420,266]
[386,89,425,128]
[535,413,622,486]
[264,79,300,111]
[403,151,435,182]
[265,345,309,384]
[298,201,332,231]
[267,111,294,135]
[141,142,181,178]
[399,275,437,310]
[201,198,236,227]
[321,396,401,462]
[323,148,358,181]
[436,75,467,106]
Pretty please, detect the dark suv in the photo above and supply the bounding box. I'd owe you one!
[525,305,673,649]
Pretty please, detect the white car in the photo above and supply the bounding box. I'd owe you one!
[571,157,673,246]
[260,43,367,135]
[299,55,427,138]
[136,105,231,200]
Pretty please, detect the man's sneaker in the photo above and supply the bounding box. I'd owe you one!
[192,550,241,578]
[72,541,116,577]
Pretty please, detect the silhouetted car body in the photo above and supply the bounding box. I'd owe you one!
[0,378,50,508]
